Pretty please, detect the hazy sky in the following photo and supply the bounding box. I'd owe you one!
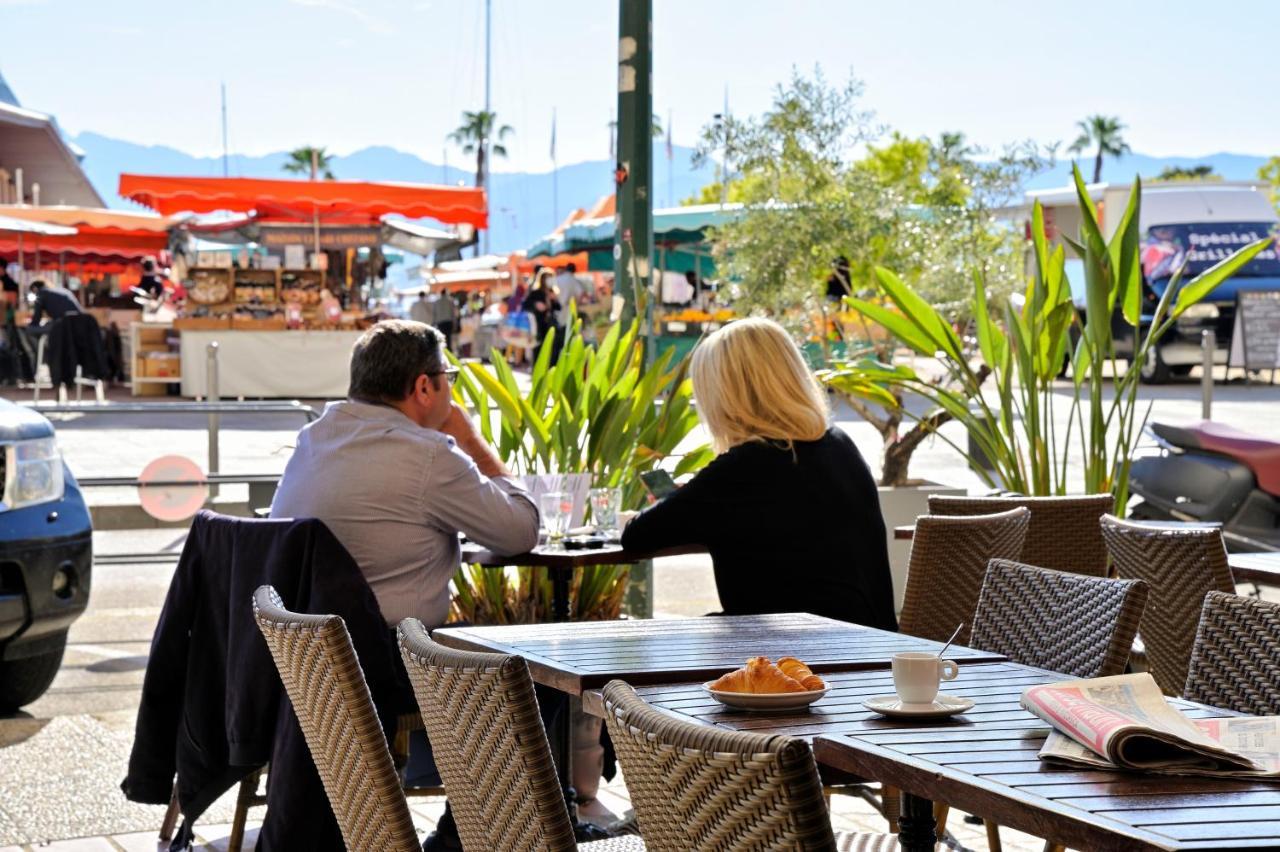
[4,0,1278,173]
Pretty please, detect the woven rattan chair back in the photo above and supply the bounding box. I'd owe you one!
[970,560,1148,678]
[250,585,418,852]
[397,618,578,852]
[1100,514,1235,695]
[601,679,838,852]
[927,494,1113,576]
[1184,591,1280,715]
[897,507,1030,645]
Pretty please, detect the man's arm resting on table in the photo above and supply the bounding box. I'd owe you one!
[432,403,540,555]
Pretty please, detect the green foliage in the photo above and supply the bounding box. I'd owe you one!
[448,317,710,623]
[833,165,1271,505]
[1157,164,1220,182]
[282,146,335,180]
[693,68,1048,339]
[1259,156,1280,214]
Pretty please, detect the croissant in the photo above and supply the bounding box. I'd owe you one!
[777,656,826,691]
[710,656,806,693]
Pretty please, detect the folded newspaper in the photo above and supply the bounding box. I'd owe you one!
[1020,673,1280,778]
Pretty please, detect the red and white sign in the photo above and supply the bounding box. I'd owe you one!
[138,455,209,522]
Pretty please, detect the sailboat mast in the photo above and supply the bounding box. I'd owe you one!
[482,0,491,255]
[220,82,229,177]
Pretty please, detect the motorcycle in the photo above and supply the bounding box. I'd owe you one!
[1129,421,1280,552]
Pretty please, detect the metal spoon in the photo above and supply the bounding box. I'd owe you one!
[937,622,964,659]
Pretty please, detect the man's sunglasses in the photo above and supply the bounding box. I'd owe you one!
[428,366,461,386]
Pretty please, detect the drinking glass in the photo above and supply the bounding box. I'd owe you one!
[539,491,572,546]
[589,486,621,536]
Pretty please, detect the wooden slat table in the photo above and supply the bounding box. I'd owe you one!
[583,662,1263,851]
[806,672,1264,852]
[460,542,706,620]
[1229,551,1280,588]
[433,613,1008,696]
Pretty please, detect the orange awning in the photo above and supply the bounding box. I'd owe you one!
[118,174,488,229]
[0,204,171,264]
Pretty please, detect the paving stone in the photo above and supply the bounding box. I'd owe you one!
[28,838,116,851]
[105,832,165,852]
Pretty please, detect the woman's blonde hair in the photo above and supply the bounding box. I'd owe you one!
[691,317,829,454]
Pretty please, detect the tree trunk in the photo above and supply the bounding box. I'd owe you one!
[1093,149,1103,183]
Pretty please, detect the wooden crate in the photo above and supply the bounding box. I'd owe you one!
[186,267,234,308]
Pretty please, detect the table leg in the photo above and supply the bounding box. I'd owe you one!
[551,565,572,621]
[898,792,937,852]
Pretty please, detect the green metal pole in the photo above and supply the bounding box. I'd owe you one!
[614,0,653,342]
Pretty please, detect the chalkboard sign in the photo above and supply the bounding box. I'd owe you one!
[1230,290,1280,370]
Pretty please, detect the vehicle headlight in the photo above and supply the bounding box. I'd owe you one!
[4,437,65,510]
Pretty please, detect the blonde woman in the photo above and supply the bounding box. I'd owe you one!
[621,317,896,630]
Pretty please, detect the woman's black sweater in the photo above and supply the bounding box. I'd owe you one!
[621,428,898,631]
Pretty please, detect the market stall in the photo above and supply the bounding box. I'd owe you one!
[118,173,487,398]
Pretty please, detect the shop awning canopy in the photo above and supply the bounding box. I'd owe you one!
[118,174,488,229]
[0,204,172,264]
[0,214,76,237]
[526,202,743,258]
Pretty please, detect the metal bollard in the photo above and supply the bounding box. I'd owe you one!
[1201,329,1215,421]
[207,342,220,497]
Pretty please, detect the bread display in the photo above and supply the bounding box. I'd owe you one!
[709,656,825,694]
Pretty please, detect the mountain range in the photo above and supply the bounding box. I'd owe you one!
[72,131,1274,255]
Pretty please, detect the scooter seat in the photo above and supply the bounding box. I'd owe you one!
[1180,421,1280,496]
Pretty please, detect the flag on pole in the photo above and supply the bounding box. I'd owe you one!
[665,110,673,161]
[550,108,557,161]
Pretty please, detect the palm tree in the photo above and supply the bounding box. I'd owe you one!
[449,110,514,190]
[1157,164,1218,181]
[282,146,335,180]
[1068,115,1131,183]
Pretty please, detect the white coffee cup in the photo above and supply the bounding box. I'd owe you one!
[892,652,959,705]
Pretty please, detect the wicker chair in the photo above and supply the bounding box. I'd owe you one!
[398,619,643,852]
[927,494,1114,576]
[1184,591,1280,715]
[1100,515,1236,695]
[965,560,1147,852]
[602,680,897,852]
[897,508,1030,646]
[971,559,1148,678]
[251,585,420,852]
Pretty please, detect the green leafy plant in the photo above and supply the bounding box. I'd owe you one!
[448,316,712,623]
[826,164,1271,507]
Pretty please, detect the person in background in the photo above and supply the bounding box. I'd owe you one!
[554,262,588,311]
[27,279,82,336]
[621,317,897,630]
[431,287,459,352]
[522,268,560,364]
[410,289,432,324]
[137,257,165,299]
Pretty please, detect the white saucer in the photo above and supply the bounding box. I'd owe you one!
[862,693,975,719]
[704,682,828,712]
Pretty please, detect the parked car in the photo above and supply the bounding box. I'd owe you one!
[0,399,92,711]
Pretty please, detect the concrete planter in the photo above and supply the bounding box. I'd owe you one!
[877,481,966,612]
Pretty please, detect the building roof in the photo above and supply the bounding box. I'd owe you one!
[0,100,105,207]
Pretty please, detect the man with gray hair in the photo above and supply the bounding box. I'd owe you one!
[271,319,539,629]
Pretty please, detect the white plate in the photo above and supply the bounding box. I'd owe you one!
[704,682,828,712]
[862,693,975,719]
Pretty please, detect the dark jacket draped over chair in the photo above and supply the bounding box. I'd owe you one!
[121,511,412,850]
